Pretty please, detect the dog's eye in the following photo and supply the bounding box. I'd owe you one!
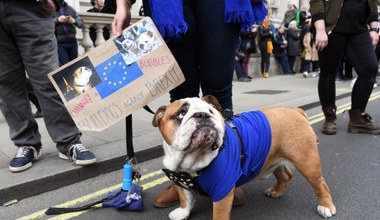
[178,109,187,119]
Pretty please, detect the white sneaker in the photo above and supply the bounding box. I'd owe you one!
[302,71,309,78]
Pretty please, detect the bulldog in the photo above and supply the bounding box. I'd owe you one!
[72,66,93,95]
[136,30,158,56]
[152,95,336,220]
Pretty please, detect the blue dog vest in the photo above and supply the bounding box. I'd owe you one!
[195,110,272,202]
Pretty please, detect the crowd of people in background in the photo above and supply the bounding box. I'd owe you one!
[235,1,317,81]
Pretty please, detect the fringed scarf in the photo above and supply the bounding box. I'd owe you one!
[148,0,267,42]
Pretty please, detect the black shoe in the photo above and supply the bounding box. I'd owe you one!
[59,143,97,165]
[9,146,41,173]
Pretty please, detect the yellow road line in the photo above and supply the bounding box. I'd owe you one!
[17,171,168,220]
[17,90,380,220]
[308,91,380,124]
[46,177,169,220]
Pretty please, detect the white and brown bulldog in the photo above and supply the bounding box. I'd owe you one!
[152,95,336,220]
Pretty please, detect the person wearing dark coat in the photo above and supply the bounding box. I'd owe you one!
[52,1,84,66]
[273,25,292,75]
[286,20,300,73]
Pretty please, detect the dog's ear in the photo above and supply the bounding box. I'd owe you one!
[152,105,167,127]
[201,95,222,112]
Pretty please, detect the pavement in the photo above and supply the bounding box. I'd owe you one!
[0,71,363,205]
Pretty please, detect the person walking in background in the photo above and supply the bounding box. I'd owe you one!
[286,20,300,74]
[273,24,292,75]
[53,1,84,66]
[112,0,268,209]
[310,0,380,135]
[0,0,97,173]
[258,18,273,78]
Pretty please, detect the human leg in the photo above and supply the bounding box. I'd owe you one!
[5,1,95,162]
[58,43,70,67]
[242,51,251,76]
[345,31,380,134]
[197,0,240,110]
[0,1,43,150]
[318,33,346,134]
[68,40,79,62]
[26,78,42,118]
[165,0,201,103]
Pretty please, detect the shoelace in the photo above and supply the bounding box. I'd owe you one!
[70,144,88,160]
[15,146,33,158]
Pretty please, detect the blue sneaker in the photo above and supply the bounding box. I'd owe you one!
[59,144,96,165]
[9,146,41,173]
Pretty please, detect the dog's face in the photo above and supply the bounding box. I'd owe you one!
[72,66,93,95]
[137,31,156,54]
[153,95,225,171]
[121,38,136,51]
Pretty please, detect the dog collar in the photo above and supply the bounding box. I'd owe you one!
[162,168,207,196]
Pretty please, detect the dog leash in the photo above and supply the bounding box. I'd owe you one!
[226,118,246,163]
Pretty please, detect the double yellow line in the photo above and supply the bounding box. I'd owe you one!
[18,170,169,220]
[18,91,380,220]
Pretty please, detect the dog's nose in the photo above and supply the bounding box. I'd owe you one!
[193,112,210,119]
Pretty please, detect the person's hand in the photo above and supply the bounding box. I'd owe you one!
[58,15,68,23]
[41,0,57,13]
[67,16,76,25]
[313,20,328,51]
[314,29,328,51]
[112,0,132,37]
[369,31,379,46]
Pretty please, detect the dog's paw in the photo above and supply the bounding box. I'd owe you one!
[264,186,284,198]
[169,207,190,220]
[317,205,336,218]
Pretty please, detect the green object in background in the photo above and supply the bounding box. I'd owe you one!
[296,9,300,27]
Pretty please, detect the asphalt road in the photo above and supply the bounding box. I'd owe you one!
[1,95,380,220]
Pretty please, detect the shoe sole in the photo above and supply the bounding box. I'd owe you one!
[322,130,337,135]
[59,152,97,166]
[9,163,32,173]
[348,128,380,135]
[9,151,42,173]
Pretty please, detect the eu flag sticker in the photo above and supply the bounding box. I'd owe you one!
[95,53,143,99]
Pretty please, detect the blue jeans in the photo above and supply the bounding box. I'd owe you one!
[275,55,292,74]
[143,0,241,109]
[0,0,81,152]
[58,41,78,66]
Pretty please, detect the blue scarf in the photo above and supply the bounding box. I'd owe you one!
[149,0,267,41]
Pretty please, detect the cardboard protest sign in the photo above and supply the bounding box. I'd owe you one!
[48,17,185,131]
